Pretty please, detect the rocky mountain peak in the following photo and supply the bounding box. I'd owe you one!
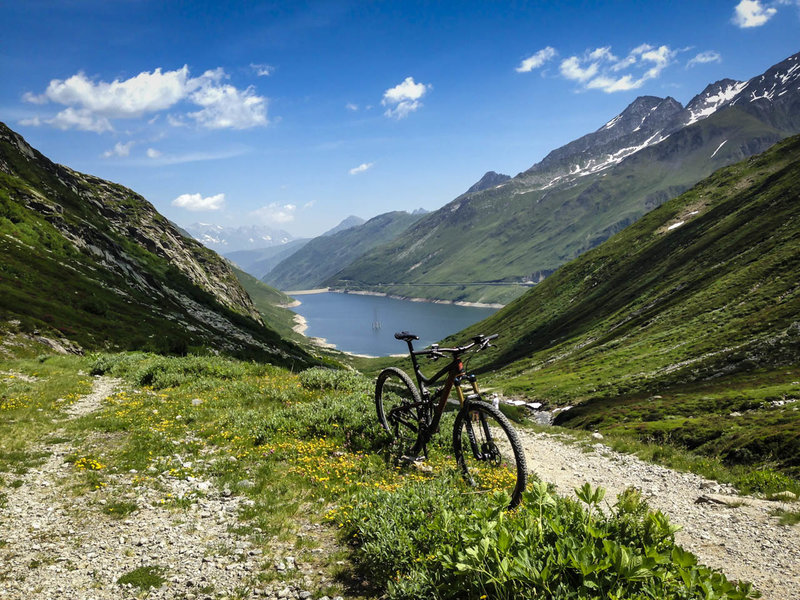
[466,171,512,194]
[683,79,747,126]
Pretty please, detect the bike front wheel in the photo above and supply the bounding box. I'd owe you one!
[452,401,527,509]
[375,367,422,455]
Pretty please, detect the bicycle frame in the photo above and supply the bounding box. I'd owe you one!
[402,338,481,447]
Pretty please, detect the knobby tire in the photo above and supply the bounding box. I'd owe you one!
[452,400,527,509]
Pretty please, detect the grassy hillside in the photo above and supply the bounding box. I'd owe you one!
[231,267,301,340]
[449,134,800,475]
[0,123,313,366]
[329,106,794,304]
[264,211,423,291]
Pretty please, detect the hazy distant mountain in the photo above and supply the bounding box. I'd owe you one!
[322,215,365,236]
[263,211,424,291]
[224,238,310,279]
[184,222,294,253]
[328,51,800,304]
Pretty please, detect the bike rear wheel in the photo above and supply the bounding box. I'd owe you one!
[375,367,422,455]
[452,401,527,509]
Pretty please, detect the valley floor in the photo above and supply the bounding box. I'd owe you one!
[515,429,800,600]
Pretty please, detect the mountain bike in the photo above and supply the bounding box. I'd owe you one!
[375,331,527,508]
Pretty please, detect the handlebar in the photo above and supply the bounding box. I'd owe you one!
[413,333,499,360]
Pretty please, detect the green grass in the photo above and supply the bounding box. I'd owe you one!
[116,565,167,590]
[0,356,93,475]
[772,508,800,526]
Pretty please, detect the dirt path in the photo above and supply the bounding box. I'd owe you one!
[516,429,800,600]
[0,377,340,600]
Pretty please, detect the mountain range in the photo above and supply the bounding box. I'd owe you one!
[262,210,426,291]
[183,222,295,253]
[452,132,800,473]
[222,215,366,280]
[0,122,312,365]
[320,51,800,304]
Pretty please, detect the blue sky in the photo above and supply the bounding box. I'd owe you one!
[2,1,799,237]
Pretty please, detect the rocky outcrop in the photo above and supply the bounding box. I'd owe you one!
[0,122,262,324]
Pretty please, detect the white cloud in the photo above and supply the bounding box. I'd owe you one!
[252,203,296,224]
[345,102,359,111]
[560,56,599,82]
[22,66,268,132]
[349,162,374,175]
[687,51,722,68]
[146,148,162,158]
[733,0,778,27]
[26,67,192,118]
[382,76,431,119]
[250,63,275,77]
[558,44,676,93]
[515,47,557,73]
[172,192,225,211]
[188,80,268,129]
[48,107,113,133]
[19,116,42,127]
[102,141,134,158]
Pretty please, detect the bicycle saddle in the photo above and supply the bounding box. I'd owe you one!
[394,331,419,341]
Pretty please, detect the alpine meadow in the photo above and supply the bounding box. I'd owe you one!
[2,3,800,599]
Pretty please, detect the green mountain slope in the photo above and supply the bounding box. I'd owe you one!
[231,267,300,340]
[329,53,800,305]
[449,135,800,472]
[264,211,423,291]
[0,122,312,365]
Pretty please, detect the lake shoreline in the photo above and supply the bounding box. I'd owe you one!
[292,313,352,354]
[285,287,505,309]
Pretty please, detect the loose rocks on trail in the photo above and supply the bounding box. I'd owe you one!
[516,429,800,600]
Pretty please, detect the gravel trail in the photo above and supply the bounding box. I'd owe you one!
[517,429,800,600]
[0,377,338,600]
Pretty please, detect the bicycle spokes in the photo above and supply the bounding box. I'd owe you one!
[454,402,527,508]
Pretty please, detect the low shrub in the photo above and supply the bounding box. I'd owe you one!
[337,481,758,600]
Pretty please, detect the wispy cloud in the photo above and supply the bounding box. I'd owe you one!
[172,192,226,211]
[349,162,373,175]
[252,203,296,224]
[687,50,722,68]
[515,47,557,73]
[102,141,134,158]
[732,0,778,27]
[250,63,275,77]
[22,66,268,132]
[538,44,678,93]
[382,76,431,119]
[130,147,250,166]
[345,102,359,111]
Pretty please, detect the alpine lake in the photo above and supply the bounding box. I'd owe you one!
[290,292,499,356]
